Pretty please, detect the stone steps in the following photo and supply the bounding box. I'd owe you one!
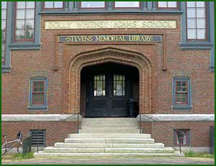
[68,133,150,138]
[43,147,174,153]
[34,118,180,158]
[81,124,138,128]
[81,118,138,125]
[65,138,155,144]
[54,142,165,148]
[79,129,140,133]
[34,152,178,158]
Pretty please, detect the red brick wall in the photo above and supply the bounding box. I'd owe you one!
[2,122,78,146]
[141,122,214,147]
[2,14,214,115]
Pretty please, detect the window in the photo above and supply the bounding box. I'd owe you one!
[32,81,45,105]
[94,75,106,96]
[30,130,46,146]
[2,2,7,63]
[29,77,48,110]
[114,1,140,8]
[158,1,177,8]
[80,2,105,9]
[174,129,190,146]
[186,2,206,40]
[44,1,63,9]
[113,75,125,96]
[173,77,192,110]
[175,81,188,104]
[15,1,35,41]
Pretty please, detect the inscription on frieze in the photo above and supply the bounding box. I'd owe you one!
[45,20,176,29]
[58,35,162,43]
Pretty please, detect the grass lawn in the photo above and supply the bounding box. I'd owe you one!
[2,152,34,161]
[185,151,215,159]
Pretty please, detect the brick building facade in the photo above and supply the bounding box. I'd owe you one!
[1,1,215,152]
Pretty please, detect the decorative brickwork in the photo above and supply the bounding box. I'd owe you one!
[68,47,152,114]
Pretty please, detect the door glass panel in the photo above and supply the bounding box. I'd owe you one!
[113,75,125,96]
[94,75,105,96]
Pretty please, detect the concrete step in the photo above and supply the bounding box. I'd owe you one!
[82,120,138,123]
[65,138,155,144]
[34,152,179,158]
[79,128,140,133]
[81,123,138,128]
[81,126,138,129]
[54,142,164,148]
[82,118,137,121]
[82,119,137,124]
[43,147,174,153]
[82,121,138,124]
[81,123,138,127]
[68,134,150,138]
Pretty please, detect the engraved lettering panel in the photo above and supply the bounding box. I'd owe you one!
[58,35,162,43]
[45,20,176,30]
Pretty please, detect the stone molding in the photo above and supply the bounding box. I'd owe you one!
[2,114,82,122]
[137,114,214,122]
[2,114,214,122]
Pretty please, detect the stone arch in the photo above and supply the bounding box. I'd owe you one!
[68,47,152,115]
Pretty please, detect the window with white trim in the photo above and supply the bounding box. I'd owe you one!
[44,1,63,9]
[15,1,35,41]
[29,77,48,110]
[114,1,140,8]
[158,1,177,8]
[173,77,192,110]
[2,1,7,63]
[80,2,105,9]
[186,1,206,40]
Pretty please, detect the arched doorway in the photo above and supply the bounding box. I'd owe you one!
[80,62,139,117]
[68,47,152,115]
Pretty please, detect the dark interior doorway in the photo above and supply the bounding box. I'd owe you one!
[80,62,139,117]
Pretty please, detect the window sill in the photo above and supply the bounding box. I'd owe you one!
[28,106,48,111]
[2,66,11,73]
[172,105,193,110]
[9,43,41,50]
[179,42,213,50]
[39,10,183,15]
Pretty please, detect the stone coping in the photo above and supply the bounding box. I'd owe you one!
[137,114,215,122]
[1,114,214,122]
[2,114,82,122]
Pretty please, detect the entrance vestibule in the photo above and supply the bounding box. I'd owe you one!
[80,63,139,117]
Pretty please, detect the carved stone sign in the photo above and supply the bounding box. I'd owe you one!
[58,35,162,43]
[45,20,176,29]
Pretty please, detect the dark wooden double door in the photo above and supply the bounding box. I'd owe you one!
[86,67,133,117]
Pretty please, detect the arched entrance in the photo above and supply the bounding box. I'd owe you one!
[81,62,139,117]
[69,47,152,115]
